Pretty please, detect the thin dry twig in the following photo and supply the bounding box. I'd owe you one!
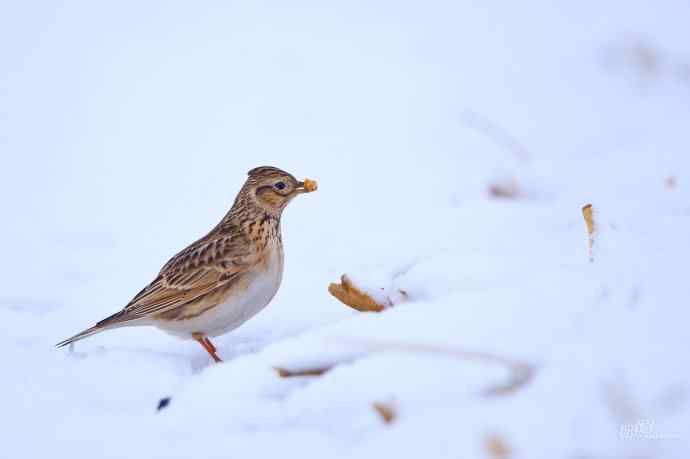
[273,366,333,378]
[278,339,536,397]
[460,110,530,163]
[353,340,535,397]
[272,339,535,396]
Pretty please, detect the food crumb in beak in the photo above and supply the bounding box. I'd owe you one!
[303,178,318,192]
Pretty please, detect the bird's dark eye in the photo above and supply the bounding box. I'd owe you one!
[274,181,286,190]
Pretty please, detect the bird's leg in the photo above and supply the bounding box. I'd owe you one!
[203,337,217,353]
[198,338,223,363]
[192,333,222,363]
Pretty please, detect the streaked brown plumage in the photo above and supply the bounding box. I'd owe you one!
[56,166,317,362]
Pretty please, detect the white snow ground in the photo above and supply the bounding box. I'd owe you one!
[1,1,689,458]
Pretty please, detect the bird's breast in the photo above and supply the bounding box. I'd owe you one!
[155,242,284,338]
[205,242,284,336]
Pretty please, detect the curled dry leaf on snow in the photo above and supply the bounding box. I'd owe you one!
[328,274,408,312]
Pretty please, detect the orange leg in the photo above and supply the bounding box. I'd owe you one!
[193,334,222,363]
[203,337,217,353]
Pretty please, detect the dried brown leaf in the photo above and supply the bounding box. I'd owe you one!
[328,274,386,312]
[372,401,397,424]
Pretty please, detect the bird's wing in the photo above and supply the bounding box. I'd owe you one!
[99,226,257,325]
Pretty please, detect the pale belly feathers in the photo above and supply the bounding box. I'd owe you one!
[156,244,284,338]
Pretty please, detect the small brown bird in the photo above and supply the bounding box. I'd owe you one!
[57,166,317,362]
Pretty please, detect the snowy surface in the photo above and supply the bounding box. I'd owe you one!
[1,1,689,458]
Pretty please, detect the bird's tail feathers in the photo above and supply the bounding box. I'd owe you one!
[55,325,107,348]
[56,312,147,348]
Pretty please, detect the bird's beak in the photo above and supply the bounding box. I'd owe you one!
[296,178,318,194]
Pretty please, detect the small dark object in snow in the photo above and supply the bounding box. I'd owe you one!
[157,397,171,411]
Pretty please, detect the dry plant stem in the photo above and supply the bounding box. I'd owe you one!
[358,341,535,397]
[582,203,595,262]
[460,110,530,163]
[275,339,535,396]
[273,366,333,378]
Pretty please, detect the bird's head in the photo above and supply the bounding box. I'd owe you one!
[242,166,317,215]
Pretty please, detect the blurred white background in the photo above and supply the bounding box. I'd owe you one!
[1,1,689,458]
